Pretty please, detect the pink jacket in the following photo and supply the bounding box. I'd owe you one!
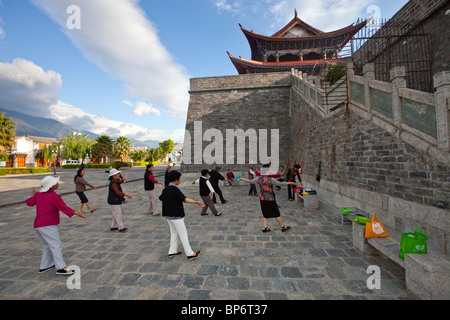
[26,190,75,228]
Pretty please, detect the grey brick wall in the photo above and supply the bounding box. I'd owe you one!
[181,72,293,174]
[289,90,449,210]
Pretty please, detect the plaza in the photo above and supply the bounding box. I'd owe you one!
[0,167,414,300]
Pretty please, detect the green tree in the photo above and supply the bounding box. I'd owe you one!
[36,143,60,164]
[92,135,114,163]
[60,134,93,163]
[130,149,148,162]
[325,64,346,85]
[0,113,16,160]
[114,136,132,162]
[147,147,163,162]
[159,139,175,156]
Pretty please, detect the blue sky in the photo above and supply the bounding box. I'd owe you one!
[0,0,408,144]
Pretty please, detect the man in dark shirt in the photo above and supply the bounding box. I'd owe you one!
[209,166,231,204]
[159,170,204,260]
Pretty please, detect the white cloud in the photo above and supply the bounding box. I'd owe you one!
[0,58,170,142]
[0,58,62,116]
[50,101,169,142]
[214,0,242,15]
[31,0,190,121]
[210,0,375,32]
[122,100,161,117]
[266,0,375,32]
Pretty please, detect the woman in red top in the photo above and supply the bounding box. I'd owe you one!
[26,176,86,275]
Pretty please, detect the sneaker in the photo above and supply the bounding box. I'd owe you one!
[56,268,75,276]
[38,265,55,273]
[187,251,201,261]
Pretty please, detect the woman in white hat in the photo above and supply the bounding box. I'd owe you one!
[26,176,86,275]
[107,169,133,232]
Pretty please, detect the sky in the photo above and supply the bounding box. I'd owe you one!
[0,0,409,144]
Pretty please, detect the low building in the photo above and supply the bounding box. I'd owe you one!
[6,136,60,168]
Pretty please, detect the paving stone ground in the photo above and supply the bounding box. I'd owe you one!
[0,167,415,300]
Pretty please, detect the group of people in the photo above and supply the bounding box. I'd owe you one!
[25,162,303,276]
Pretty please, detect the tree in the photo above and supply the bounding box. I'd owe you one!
[159,139,175,156]
[130,149,148,162]
[0,113,16,160]
[114,136,132,162]
[60,134,94,163]
[92,135,114,163]
[147,147,163,163]
[35,143,60,165]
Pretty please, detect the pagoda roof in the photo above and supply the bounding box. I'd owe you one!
[239,15,369,61]
[271,9,325,37]
[227,52,348,74]
[240,18,369,43]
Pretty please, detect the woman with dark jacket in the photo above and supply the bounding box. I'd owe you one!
[108,169,132,232]
[145,164,164,215]
[159,170,204,260]
[286,164,302,201]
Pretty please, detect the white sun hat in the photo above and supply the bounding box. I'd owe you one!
[40,176,60,192]
[109,168,121,177]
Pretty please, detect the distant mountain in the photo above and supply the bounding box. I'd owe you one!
[0,107,160,148]
[0,107,99,139]
[131,139,160,149]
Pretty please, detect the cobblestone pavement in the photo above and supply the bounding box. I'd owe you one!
[0,168,415,300]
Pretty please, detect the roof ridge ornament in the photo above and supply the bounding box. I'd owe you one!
[295,9,298,18]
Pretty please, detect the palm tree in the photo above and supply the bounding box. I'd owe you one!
[131,149,148,162]
[147,147,163,163]
[114,136,132,162]
[92,135,114,163]
[0,113,16,160]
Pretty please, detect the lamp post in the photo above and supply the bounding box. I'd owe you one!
[52,149,57,175]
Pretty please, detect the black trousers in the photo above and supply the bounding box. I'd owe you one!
[287,184,297,200]
[212,185,226,203]
[248,184,257,195]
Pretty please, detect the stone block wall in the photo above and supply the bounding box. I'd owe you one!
[289,86,449,255]
[181,72,293,174]
[181,65,449,255]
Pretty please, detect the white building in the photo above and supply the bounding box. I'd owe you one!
[7,136,60,167]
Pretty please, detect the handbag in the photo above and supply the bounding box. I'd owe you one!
[365,213,389,238]
[399,227,427,260]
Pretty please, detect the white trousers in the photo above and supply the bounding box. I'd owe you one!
[110,205,125,230]
[35,225,66,270]
[146,190,159,214]
[166,218,194,256]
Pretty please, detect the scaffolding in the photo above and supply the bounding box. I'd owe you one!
[345,18,432,92]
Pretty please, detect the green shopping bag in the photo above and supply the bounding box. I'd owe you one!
[399,227,427,260]
[351,216,372,225]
